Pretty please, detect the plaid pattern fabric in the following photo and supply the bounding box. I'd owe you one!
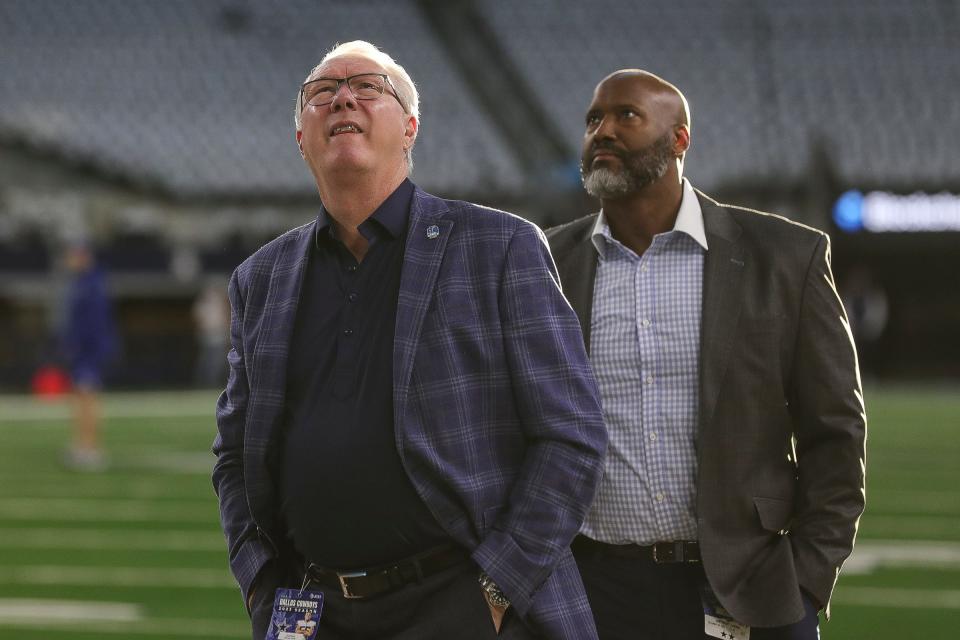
[213,187,607,640]
[581,216,705,544]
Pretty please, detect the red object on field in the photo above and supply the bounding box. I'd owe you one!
[32,366,71,397]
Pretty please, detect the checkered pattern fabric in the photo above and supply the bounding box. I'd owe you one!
[581,217,705,544]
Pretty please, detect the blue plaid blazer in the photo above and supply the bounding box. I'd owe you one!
[213,187,607,639]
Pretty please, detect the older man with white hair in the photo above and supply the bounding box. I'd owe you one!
[212,41,607,640]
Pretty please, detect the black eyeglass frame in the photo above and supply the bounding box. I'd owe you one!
[299,73,405,113]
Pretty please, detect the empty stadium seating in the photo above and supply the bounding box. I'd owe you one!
[0,0,523,197]
[0,0,956,198]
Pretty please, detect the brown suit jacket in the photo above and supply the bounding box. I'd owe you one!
[546,190,866,627]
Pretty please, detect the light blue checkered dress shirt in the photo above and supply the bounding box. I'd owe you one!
[581,179,708,544]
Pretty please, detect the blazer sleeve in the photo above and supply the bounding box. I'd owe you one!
[787,233,867,614]
[470,222,608,617]
[212,269,275,610]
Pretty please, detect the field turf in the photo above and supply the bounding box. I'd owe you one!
[0,386,957,638]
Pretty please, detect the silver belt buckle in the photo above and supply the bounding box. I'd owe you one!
[337,571,367,599]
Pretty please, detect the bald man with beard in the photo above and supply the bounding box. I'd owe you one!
[546,70,866,639]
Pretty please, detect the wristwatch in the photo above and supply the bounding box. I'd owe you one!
[478,572,511,608]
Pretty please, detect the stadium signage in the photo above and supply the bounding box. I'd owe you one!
[833,190,960,232]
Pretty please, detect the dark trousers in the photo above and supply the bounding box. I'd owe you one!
[573,543,820,640]
[251,560,536,640]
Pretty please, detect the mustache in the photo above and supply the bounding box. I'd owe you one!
[586,140,628,159]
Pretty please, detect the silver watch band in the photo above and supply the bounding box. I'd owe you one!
[478,572,511,608]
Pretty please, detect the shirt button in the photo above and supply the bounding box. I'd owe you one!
[641,318,651,328]
[342,328,353,337]
[644,375,654,385]
[655,492,665,502]
[346,264,357,273]
[649,432,657,442]
[640,264,649,273]
[348,292,358,303]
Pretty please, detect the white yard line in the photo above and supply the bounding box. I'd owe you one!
[0,565,236,588]
[0,480,210,500]
[117,452,215,474]
[0,449,214,475]
[0,598,141,622]
[845,539,960,574]
[0,528,224,551]
[0,604,247,637]
[835,587,960,609]
[0,498,215,523]
[862,516,960,538]
[0,391,219,422]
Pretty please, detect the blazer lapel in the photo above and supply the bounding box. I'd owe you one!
[393,189,453,423]
[247,223,312,450]
[555,229,598,353]
[698,193,745,435]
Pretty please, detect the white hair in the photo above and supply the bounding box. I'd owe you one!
[294,40,419,170]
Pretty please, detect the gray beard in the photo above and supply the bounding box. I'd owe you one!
[581,134,673,200]
[583,167,636,200]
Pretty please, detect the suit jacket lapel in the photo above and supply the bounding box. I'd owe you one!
[247,223,312,451]
[555,229,598,353]
[698,193,745,435]
[393,189,453,424]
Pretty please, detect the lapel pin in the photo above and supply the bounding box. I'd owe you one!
[426,225,440,239]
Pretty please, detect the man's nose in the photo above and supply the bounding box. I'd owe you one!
[593,115,616,140]
[330,83,356,111]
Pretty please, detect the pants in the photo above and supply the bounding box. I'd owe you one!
[251,559,537,640]
[573,544,820,640]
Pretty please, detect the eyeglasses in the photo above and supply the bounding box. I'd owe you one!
[299,73,404,112]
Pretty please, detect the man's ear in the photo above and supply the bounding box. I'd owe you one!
[296,130,304,158]
[674,124,690,156]
[403,115,418,150]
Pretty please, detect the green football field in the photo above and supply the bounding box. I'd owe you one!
[0,386,957,639]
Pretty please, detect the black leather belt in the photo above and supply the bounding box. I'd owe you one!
[305,545,469,599]
[572,535,701,563]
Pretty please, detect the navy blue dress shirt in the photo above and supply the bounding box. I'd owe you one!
[279,179,449,568]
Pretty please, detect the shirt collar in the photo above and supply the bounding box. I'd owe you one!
[675,178,708,250]
[590,177,708,256]
[316,178,414,247]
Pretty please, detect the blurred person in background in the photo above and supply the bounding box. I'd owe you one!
[547,70,867,639]
[60,242,117,471]
[212,40,607,640]
[192,278,230,387]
